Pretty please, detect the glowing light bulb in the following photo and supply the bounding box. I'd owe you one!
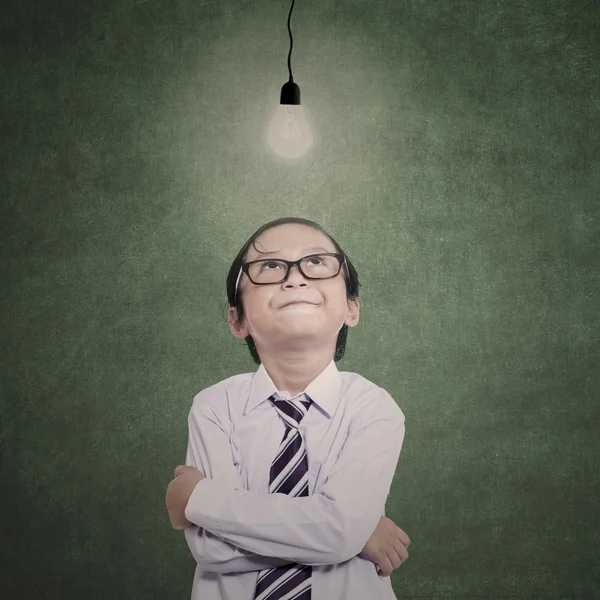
[267,80,313,159]
[268,104,313,159]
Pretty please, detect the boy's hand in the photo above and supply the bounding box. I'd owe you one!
[166,465,205,530]
[361,516,410,577]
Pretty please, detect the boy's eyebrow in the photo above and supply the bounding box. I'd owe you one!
[258,246,331,258]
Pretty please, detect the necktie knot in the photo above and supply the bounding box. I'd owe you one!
[270,393,312,429]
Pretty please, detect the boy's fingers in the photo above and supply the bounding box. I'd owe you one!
[397,529,411,547]
[377,556,393,577]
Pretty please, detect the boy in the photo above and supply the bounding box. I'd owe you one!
[166,218,410,599]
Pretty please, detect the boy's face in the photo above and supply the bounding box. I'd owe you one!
[228,223,360,355]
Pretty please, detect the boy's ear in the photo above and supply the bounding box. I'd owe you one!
[227,307,238,326]
[228,307,247,338]
[346,299,360,327]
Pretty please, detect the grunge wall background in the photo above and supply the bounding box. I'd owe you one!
[1,0,598,598]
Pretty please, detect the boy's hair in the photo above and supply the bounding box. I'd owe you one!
[223,217,361,365]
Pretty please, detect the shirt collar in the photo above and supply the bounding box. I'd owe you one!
[244,358,342,418]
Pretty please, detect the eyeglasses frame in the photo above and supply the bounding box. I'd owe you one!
[233,252,347,305]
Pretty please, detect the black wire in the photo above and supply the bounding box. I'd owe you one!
[287,0,296,81]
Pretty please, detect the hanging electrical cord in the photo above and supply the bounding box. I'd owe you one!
[286,0,296,82]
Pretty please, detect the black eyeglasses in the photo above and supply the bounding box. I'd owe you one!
[233,253,346,304]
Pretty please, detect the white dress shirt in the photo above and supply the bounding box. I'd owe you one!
[183,358,406,600]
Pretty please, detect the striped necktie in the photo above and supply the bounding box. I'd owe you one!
[254,392,313,600]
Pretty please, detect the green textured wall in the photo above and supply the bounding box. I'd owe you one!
[2,0,599,598]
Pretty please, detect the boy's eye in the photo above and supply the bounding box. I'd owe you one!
[261,262,282,271]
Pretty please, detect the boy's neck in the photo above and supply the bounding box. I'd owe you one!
[260,346,335,398]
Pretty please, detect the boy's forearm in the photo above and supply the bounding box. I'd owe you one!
[185,479,379,565]
[184,525,296,573]
[184,489,377,572]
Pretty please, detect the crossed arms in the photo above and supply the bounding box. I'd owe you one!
[182,392,405,574]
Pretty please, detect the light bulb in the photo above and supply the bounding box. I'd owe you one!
[267,80,313,159]
[268,104,313,159]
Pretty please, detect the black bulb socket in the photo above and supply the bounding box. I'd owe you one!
[280,80,301,105]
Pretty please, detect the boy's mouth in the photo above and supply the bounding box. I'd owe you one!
[279,296,320,308]
[280,300,319,309]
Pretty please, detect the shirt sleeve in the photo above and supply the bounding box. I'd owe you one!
[185,388,406,566]
[182,400,295,573]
